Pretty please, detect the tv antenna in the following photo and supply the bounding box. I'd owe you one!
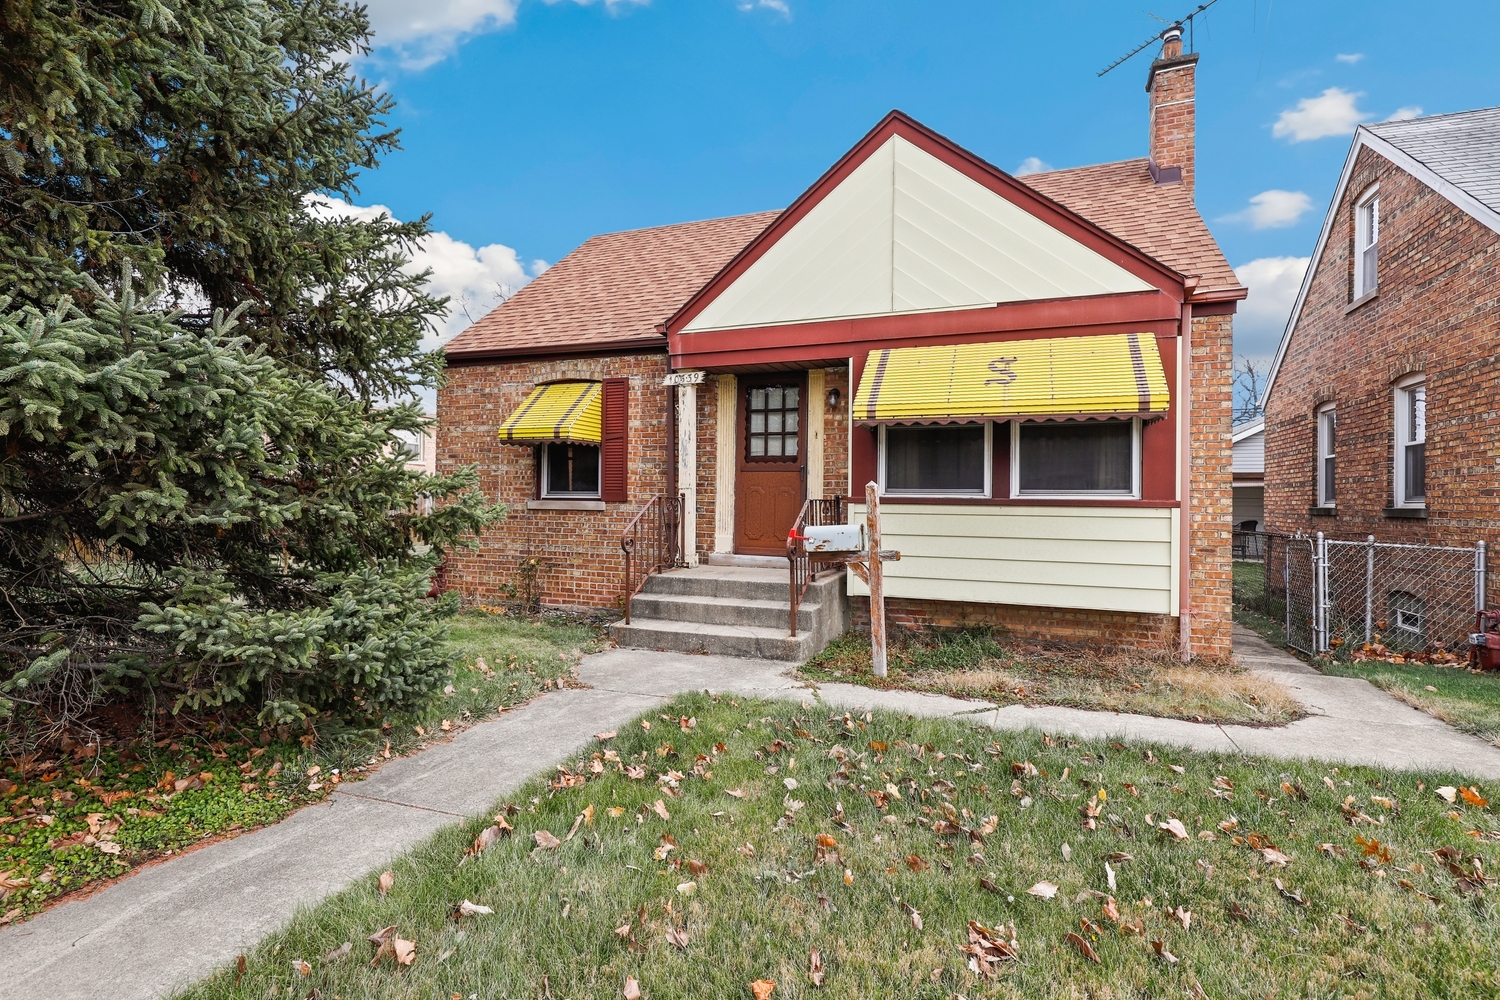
[1097,0,1224,77]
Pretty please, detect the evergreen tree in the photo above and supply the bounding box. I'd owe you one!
[0,1,501,728]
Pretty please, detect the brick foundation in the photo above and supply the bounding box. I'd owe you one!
[851,596,1179,652]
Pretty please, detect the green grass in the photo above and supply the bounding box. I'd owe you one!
[800,630,1302,727]
[172,695,1500,999]
[1232,562,1500,745]
[0,609,601,924]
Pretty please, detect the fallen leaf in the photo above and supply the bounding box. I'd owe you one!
[1168,764,1186,775]
[292,959,312,976]
[625,766,647,780]
[666,926,691,949]
[1026,881,1059,899]
[749,979,776,1000]
[1260,847,1291,867]
[534,829,561,850]
[808,947,825,986]
[457,900,493,916]
[467,821,511,856]
[378,871,394,896]
[440,720,452,732]
[1065,931,1101,964]
[906,854,929,873]
[1461,786,1489,808]
[1226,901,1253,922]
[1158,818,1190,841]
[1274,878,1306,906]
[652,800,671,821]
[959,919,1019,977]
[623,974,642,999]
[1105,861,1117,891]
[596,731,618,740]
[1103,896,1121,922]
[901,902,923,929]
[607,806,627,818]
[1150,940,1179,964]
[677,881,696,895]
[1172,905,1192,931]
[323,942,352,962]
[725,788,746,799]
[1436,786,1459,804]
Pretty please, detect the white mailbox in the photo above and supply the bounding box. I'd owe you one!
[803,523,864,553]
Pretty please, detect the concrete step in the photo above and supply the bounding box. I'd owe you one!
[608,619,816,662]
[701,552,787,569]
[628,592,820,631]
[642,565,795,602]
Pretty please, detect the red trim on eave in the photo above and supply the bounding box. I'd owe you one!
[444,337,668,366]
[664,110,1187,337]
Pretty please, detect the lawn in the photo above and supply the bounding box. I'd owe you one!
[1232,561,1500,745]
[0,609,601,924]
[800,630,1301,727]
[175,695,1500,1000]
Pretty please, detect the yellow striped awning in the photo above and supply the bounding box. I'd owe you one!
[853,332,1170,424]
[497,381,603,444]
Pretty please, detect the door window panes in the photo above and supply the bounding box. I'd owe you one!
[747,384,800,461]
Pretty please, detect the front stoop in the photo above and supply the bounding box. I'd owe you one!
[609,565,849,662]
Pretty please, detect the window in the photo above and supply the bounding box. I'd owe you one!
[1394,376,1426,506]
[1316,404,1337,507]
[880,423,990,497]
[542,443,601,498]
[1389,591,1426,640]
[1354,187,1379,299]
[1012,419,1138,497]
[392,428,423,463]
[746,384,800,460]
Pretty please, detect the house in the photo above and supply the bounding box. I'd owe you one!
[437,27,1244,660]
[1232,416,1265,530]
[1261,108,1500,545]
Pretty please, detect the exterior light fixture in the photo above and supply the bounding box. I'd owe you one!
[826,387,842,410]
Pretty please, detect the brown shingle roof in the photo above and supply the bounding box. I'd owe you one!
[1020,158,1245,300]
[444,210,781,360]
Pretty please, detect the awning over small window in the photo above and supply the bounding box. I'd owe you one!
[852,332,1170,424]
[497,381,603,444]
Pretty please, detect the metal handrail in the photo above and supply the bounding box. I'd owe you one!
[621,494,683,624]
[785,496,847,637]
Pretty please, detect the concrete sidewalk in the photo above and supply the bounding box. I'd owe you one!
[6,628,1500,999]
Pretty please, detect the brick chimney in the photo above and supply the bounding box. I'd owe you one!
[1145,25,1199,193]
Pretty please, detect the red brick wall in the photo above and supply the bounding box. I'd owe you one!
[1189,310,1235,655]
[1263,146,1500,547]
[824,366,850,498]
[851,597,1178,652]
[437,351,672,612]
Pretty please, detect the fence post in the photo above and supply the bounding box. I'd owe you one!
[1477,540,1488,613]
[1365,535,1375,644]
[1283,536,1291,643]
[1315,531,1328,654]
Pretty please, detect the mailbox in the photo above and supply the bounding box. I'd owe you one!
[802,523,864,553]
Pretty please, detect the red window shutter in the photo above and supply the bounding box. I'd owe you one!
[601,378,629,503]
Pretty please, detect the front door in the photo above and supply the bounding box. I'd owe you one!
[734,376,806,555]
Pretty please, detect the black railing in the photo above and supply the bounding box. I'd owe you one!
[786,496,847,637]
[621,494,683,623]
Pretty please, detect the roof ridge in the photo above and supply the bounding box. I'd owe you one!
[583,209,782,242]
[1019,157,1149,180]
[1367,105,1500,132]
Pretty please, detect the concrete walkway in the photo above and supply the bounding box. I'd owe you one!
[5,627,1500,999]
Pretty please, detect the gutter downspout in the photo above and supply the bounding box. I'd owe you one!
[1178,283,1196,661]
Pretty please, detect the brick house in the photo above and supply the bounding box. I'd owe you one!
[438,28,1244,659]
[1261,108,1500,552]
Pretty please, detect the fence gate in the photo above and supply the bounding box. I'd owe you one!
[1284,536,1318,655]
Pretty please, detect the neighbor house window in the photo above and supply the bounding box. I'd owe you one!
[1316,404,1337,507]
[880,423,990,497]
[541,443,601,498]
[1354,187,1379,299]
[1012,419,1138,497]
[1394,376,1426,506]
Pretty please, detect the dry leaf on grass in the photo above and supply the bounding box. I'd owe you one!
[906,854,929,873]
[623,975,641,999]
[595,731,617,740]
[1065,931,1101,964]
[808,948,825,986]
[467,820,512,856]
[666,926,691,949]
[652,800,671,821]
[1026,881,1059,899]
[323,942,352,962]
[1261,847,1291,867]
[1158,818,1190,841]
[1171,905,1192,930]
[725,788,746,799]
[677,881,696,895]
[1461,786,1489,808]
[1150,940,1179,964]
[292,960,312,976]
[1436,786,1458,804]
[902,902,923,929]
[1102,897,1121,923]
[378,871,394,896]
[749,979,776,1000]
[534,829,561,850]
[457,900,493,917]
[1226,901,1253,922]
[958,920,1019,977]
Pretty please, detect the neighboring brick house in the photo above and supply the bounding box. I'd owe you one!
[438,28,1244,658]
[1262,108,1500,550]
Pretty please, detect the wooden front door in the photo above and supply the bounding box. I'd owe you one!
[734,376,807,555]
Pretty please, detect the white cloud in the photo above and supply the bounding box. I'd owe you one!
[1014,156,1052,176]
[1233,256,1310,362]
[363,0,648,70]
[306,195,542,350]
[1335,52,1364,64]
[738,0,791,14]
[1272,87,1371,142]
[1387,105,1424,121]
[1219,189,1314,230]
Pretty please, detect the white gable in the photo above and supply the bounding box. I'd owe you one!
[684,136,1153,333]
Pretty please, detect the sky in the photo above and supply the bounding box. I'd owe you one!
[338,0,1500,411]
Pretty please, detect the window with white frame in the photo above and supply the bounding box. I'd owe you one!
[541,443,601,498]
[1394,376,1426,506]
[1316,404,1337,507]
[879,423,991,497]
[1012,419,1139,498]
[1354,187,1379,299]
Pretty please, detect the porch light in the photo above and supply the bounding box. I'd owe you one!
[826,387,842,410]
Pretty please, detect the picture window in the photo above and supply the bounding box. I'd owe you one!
[542,443,601,498]
[880,423,990,496]
[1012,419,1138,497]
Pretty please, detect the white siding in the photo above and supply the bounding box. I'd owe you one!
[847,504,1177,616]
[1232,427,1264,476]
[684,137,1152,333]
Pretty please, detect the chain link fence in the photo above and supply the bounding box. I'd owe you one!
[1234,530,1489,659]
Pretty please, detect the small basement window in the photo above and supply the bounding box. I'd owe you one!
[1389,591,1426,638]
[1013,419,1138,497]
[542,443,601,498]
[879,423,990,497]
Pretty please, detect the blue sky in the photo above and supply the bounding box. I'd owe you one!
[346,0,1500,394]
